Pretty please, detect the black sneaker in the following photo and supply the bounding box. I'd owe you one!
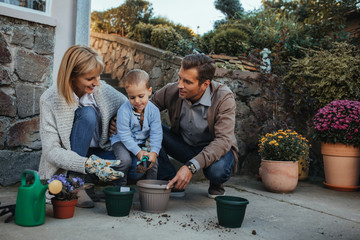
[170,188,185,198]
[207,183,225,199]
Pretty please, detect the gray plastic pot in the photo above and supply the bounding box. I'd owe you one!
[136,180,171,213]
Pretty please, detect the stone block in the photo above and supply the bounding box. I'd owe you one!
[15,49,50,83]
[101,41,110,54]
[0,32,12,63]
[0,67,12,85]
[34,27,55,54]
[215,68,230,77]
[0,150,41,186]
[150,67,162,79]
[0,118,9,149]
[142,59,153,72]
[0,88,16,117]
[0,17,12,34]
[7,117,41,149]
[249,96,266,119]
[11,26,34,49]
[120,48,127,58]
[232,70,260,80]
[236,101,250,118]
[16,84,45,118]
[228,79,260,97]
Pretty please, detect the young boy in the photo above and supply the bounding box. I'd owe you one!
[110,69,162,185]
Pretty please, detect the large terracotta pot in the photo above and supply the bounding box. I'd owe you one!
[51,198,77,219]
[321,142,360,188]
[259,159,299,193]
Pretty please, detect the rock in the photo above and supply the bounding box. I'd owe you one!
[7,117,41,149]
[0,150,41,186]
[15,49,50,83]
[0,32,12,63]
[16,84,46,118]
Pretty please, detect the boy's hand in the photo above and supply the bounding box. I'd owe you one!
[147,152,157,169]
[136,150,148,161]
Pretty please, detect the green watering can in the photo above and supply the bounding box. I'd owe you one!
[14,170,61,227]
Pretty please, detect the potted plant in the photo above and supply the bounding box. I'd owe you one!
[258,129,310,193]
[47,174,84,219]
[313,100,360,190]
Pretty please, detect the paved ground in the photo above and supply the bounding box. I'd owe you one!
[0,175,359,240]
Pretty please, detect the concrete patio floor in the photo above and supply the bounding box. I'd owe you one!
[0,175,359,240]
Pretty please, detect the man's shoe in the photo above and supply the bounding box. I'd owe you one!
[76,188,95,208]
[207,183,225,199]
[170,188,185,198]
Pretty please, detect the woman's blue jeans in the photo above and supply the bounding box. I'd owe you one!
[70,106,116,183]
[70,106,116,159]
[157,125,234,185]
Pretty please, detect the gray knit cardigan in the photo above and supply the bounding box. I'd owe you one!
[38,81,127,180]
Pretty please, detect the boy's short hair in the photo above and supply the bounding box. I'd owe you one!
[125,69,150,89]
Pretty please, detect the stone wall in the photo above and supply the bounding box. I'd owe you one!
[90,32,267,175]
[0,15,54,185]
[90,32,182,93]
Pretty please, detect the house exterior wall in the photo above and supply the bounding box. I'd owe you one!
[0,0,90,186]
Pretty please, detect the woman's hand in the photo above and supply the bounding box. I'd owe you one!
[85,155,124,181]
[108,116,117,137]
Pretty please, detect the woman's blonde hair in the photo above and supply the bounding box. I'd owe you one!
[57,45,104,105]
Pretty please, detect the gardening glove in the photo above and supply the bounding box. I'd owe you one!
[85,154,124,181]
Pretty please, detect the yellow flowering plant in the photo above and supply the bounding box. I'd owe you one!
[258,129,310,162]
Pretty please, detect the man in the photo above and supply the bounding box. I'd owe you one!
[151,54,238,198]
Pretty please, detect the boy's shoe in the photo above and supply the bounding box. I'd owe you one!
[207,183,225,199]
[76,188,95,208]
[85,185,102,202]
[170,188,185,198]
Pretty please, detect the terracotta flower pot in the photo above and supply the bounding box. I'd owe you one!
[259,159,299,193]
[321,142,360,189]
[51,198,77,219]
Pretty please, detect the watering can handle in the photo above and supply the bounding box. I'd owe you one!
[20,169,40,187]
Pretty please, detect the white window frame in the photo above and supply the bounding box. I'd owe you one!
[0,0,52,16]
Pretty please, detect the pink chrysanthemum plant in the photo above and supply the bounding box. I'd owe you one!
[313,100,360,146]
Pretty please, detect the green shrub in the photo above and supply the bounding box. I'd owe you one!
[128,22,154,44]
[210,28,249,56]
[284,42,360,115]
[166,38,194,57]
[198,31,216,54]
[150,25,182,50]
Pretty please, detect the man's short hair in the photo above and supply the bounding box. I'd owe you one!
[181,54,216,85]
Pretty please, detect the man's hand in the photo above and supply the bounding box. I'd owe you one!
[166,166,193,190]
[109,116,117,137]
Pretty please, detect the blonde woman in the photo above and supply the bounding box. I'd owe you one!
[39,45,128,207]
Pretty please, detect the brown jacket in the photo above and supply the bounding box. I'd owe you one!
[151,81,238,171]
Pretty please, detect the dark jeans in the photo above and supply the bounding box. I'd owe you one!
[157,125,234,185]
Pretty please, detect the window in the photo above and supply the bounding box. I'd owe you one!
[0,0,51,15]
